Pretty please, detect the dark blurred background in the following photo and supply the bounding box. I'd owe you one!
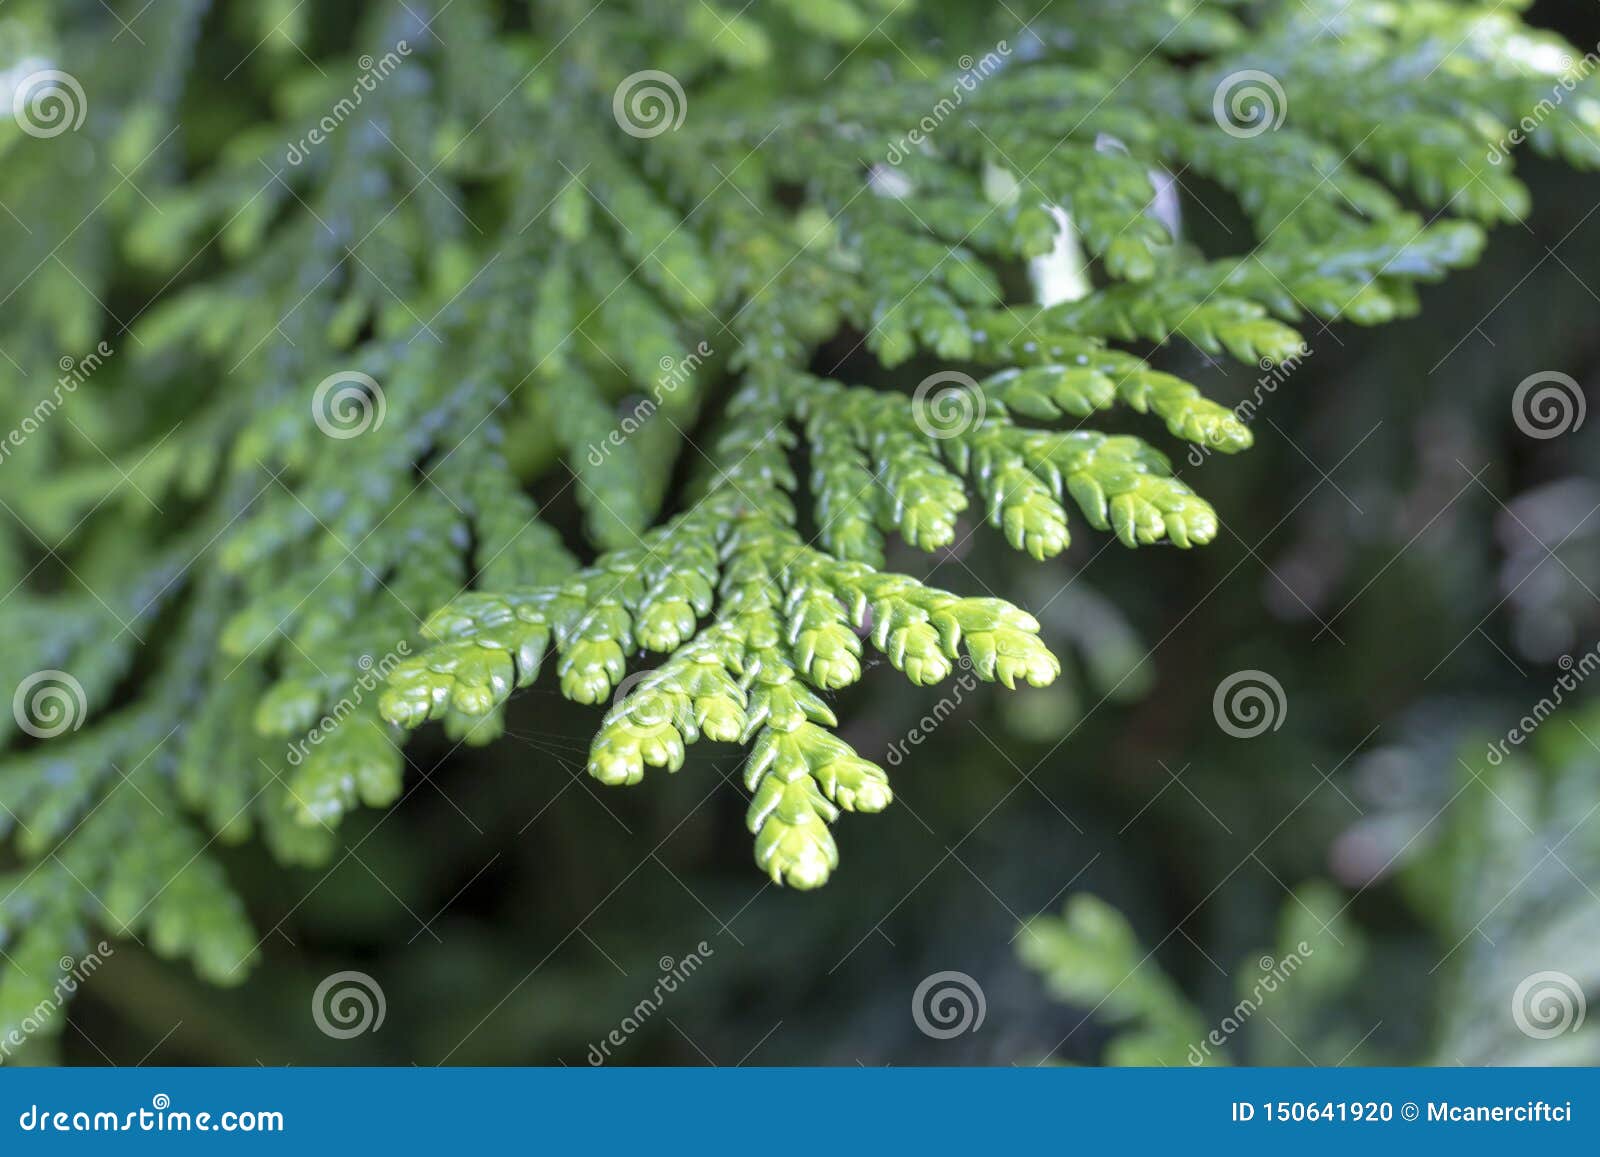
[60,0,1600,1066]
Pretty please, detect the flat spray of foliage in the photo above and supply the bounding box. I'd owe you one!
[1,0,1597,1051]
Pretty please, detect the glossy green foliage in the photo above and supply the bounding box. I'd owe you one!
[2,0,1598,1055]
